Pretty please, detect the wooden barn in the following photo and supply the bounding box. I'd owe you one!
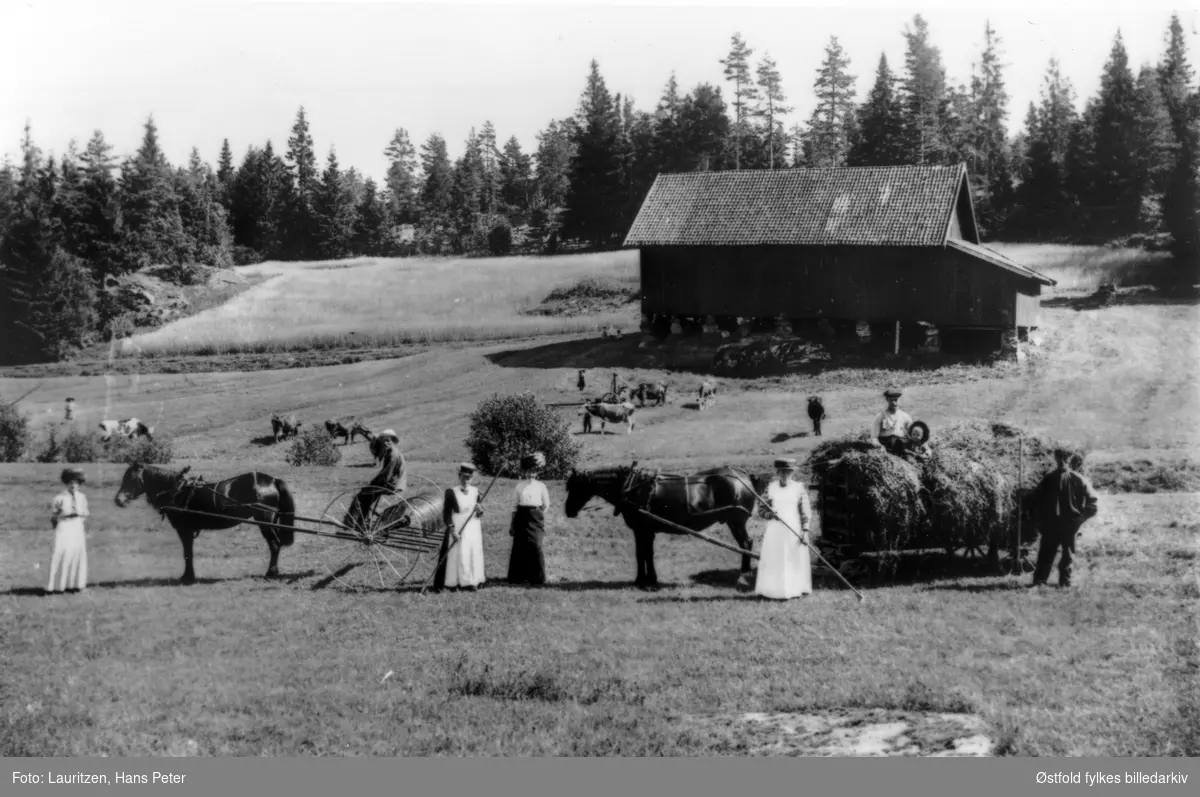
[622,163,1055,353]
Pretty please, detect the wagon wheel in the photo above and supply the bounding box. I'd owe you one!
[319,487,419,592]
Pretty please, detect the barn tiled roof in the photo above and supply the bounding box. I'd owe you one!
[623,164,969,248]
[947,239,1057,286]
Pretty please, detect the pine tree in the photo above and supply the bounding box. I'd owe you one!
[1091,31,1142,233]
[452,128,486,224]
[478,121,502,215]
[755,52,792,169]
[900,15,950,165]
[720,33,759,169]
[499,135,532,214]
[650,73,686,175]
[1157,13,1199,262]
[848,54,906,166]
[680,84,730,171]
[803,37,856,167]
[562,60,624,247]
[353,177,388,255]
[419,133,454,219]
[384,128,420,223]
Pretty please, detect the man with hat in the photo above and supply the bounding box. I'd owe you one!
[871,388,914,456]
[433,462,487,592]
[507,452,551,586]
[64,397,75,422]
[1027,447,1099,588]
[345,431,408,532]
[755,457,813,600]
[47,468,90,594]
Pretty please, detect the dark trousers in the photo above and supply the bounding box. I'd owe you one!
[879,436,907,456]
[1033,519,1081,586]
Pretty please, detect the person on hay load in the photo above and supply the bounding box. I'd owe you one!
[507,452,551,586]
[871,387,915,457]
[754,458,813,600]
[1027,447,1099,589]
[432,463,487,592]
[344,429,408,532]
[900,421,933,462]
[46,468,90,595]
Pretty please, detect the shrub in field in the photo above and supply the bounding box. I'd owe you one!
[62,429,101,463]
[35,426,63,463]
[465,392,581,479]
[117,436,175,465]
[0,404,31,462]
[286,427,343,466]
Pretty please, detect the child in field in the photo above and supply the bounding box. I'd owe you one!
[47,468,89,594]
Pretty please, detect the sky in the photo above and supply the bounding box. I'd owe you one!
[1,0,1198,184]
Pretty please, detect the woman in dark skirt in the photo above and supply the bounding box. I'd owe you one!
[507,452,551,586]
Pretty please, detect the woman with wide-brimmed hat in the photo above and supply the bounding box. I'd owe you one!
[754,458,813,600]
[46,468,90,594]
[433,462,487,592]
[507,452,550,586]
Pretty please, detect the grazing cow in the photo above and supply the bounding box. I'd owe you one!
[581,401,636,434]
[807,395,827,436]
[698,381,716,411]
[349,421,373,444]
[370,429,401,465]
[634,381,668,407]
[99,418,154,442]
[271,413,302,442]
[325,419,352,444]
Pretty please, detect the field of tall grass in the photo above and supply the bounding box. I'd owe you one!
[127,251,640,357]
[989,243,1176,296]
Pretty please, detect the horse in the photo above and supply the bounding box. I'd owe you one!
[564,464,761,588]
[113,462,297,585]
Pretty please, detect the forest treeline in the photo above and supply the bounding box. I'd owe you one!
[0,13,1196,363]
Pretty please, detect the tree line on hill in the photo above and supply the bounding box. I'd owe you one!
[0,13,1196,364]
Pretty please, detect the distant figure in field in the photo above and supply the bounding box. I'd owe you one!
[64,397,75,422]
[1028,448,1099,589]
[577,370,586,392]
[806,395,826,436]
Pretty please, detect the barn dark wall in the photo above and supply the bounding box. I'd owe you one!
[640,245,1042,328]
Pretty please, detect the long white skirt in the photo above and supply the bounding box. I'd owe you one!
[47,519,88,592]
[444,518,486,588]
[755,521,811,600]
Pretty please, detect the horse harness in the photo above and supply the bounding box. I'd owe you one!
[152,467,283,543]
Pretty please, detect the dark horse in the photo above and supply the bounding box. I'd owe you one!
[564,464,762,588]
[114,462,297,584]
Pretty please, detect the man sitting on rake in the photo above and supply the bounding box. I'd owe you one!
[871,388,914,457]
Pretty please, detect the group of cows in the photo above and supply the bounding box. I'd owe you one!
[268,412,397,463]
[98,418,155,442]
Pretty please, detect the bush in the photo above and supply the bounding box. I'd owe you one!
[286,427,343,467]
[0,403,31,462]
[62,429,100,463]
[36,426,63,463]
[465,392,582,479]
[118,436,175,465]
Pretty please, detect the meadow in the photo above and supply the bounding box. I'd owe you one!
[126,251,640,358]
[0,244,1197,757]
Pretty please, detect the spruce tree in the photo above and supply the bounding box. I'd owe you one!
[286,106,319,258]
[562,60,624,247]
[118,115,189,271]
[1157,13,1199,262]
[1091,31,1142,233]
[353,177,388,255]
[499,135,532,214]
[314,148,359,259]
[216,138,235,209]
[901,15,950,165]
[848,54,906,166]
[384,128,420,223]
[680,84,730,171]
[419,133,454,220]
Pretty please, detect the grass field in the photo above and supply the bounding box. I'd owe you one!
[1,245,1197,756]
[126,251,640,357]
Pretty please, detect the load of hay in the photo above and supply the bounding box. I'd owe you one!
[807,421,1063,557]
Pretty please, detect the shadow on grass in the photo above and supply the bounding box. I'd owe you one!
[771,431,811,443]
[250,435,281,447]
[1,570,321,594]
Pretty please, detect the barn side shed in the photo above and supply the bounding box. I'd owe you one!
[622,164,1056,353]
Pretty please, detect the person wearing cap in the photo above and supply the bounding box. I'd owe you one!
[1028,447,1099,588]
[871,388,914,456]
[345,431,408,532]
[433,463,487,592]
[507,452,551,586]
[755,458,813,600]
[46,468,90,594]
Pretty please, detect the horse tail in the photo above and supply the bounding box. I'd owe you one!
[274,479,297,546]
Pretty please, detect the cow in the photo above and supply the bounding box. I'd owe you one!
[807,395,827,436]
[99,418,154,442]
[325,419,352,444]
[581,401,636,435]
[633,381,668,408]
[370,429,401,465]
[698,381,716,411]
[271,413,302,442]
[349,421,374,444]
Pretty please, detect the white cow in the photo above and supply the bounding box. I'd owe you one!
[99,418,154,442]
[581,401,636,434]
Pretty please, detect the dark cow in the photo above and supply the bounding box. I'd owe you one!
[698,381,716,411]
[99,418,154,442]
[349,421,374,444]
[271,413,302,442]
[325,419,352,444]
[581,401,636,434]
[634,381,668,407]
[807,395,827,436]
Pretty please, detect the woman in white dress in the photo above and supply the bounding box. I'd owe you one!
[47,467,90,595]
[434,463,486,591]
[755,458,813,600]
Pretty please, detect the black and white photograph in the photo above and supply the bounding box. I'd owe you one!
[1,0,1198,762]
